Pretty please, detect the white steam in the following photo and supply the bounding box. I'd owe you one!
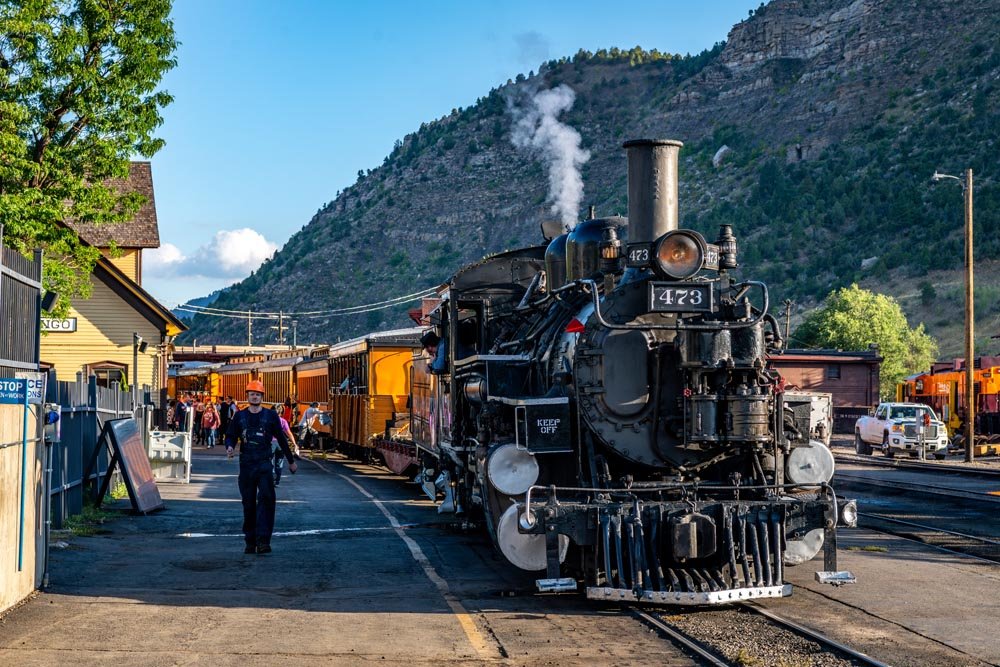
[510,84,590,230]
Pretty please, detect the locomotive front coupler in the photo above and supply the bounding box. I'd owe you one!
[519,481,858,593]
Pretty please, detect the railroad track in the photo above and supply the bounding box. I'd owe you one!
[858,511,1000,563]
[630,603,889,666]
[834,453,1000,477]
[834,471,1000,505]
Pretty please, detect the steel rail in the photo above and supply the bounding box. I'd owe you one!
[741,603,891,667]
[834,453,1000,477]
[858,511,1000,547]
[859,516,1000,566]
[628,607,730,666]
[834,472,1000,505]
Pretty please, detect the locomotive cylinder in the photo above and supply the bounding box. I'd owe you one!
[624,139,683,244]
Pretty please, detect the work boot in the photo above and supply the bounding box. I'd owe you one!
[256,544,272,554]
[244,544,255,554]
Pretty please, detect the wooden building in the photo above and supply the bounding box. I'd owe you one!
[39,162,186,403]
[768,348,882,408]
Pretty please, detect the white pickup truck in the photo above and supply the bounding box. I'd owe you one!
[854,402,949,459]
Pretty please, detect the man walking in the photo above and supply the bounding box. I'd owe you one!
[225,381,297,554]
[219,396,232,441]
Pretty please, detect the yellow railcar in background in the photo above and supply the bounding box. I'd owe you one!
[259,349,308,406]
[296,347,331,437]
[216,355,263,406]
[324,328,422,459]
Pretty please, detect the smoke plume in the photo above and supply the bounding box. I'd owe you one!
[510,84,590,230]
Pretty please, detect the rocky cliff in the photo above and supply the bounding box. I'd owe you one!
[182,0,1000,356]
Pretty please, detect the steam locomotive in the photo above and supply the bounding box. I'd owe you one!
[408,139,856,605]
[176,139,857,605]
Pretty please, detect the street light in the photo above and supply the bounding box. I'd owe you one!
[132,332,148,409]
[931,168,975,462]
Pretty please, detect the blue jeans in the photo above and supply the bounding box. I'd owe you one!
[206,428,217,447]
[238,458,277,548]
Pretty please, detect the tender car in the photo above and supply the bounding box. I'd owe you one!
[854,402,949,459]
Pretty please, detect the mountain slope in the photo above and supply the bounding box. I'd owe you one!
[182,0,1000,357]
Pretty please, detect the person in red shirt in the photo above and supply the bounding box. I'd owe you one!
[202,403,221,448]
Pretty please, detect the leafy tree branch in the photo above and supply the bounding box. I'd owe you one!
[0,0,176,311]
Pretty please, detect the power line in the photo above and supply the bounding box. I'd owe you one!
[175,290,434,321]
[179,286,438,318]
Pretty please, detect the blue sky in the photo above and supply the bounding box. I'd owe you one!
[145,0,762,307]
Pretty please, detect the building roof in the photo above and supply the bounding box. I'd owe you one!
[769,348,883,363]
[68,162,160,249]
[93,256,187,336]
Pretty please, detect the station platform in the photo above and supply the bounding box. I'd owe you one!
[0,450,696,666]
[0,443,997,665]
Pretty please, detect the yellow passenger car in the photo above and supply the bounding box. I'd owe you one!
[325,328,423,457]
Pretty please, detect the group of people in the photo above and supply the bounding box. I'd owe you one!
[166,395,238,449]
[168,387,325,556]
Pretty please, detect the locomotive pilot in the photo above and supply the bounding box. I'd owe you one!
[225,380,297,554]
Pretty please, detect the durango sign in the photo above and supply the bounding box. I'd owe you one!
[41,318,77,332]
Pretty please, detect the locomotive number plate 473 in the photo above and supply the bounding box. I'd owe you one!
[648,282,714,313]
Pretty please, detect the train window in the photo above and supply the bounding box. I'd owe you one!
[825,365,841,380]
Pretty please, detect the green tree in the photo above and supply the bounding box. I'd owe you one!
[0,0,177,311]
[793,284,938,399]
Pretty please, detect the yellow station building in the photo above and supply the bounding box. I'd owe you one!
[40,162,186,403]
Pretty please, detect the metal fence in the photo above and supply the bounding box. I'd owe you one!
[49,375,134,528]
[0,226,42,377]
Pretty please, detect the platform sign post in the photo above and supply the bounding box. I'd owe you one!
[0,378,34,571]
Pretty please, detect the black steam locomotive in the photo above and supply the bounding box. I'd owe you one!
[411,139,856,605]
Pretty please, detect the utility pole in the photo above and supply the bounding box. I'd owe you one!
[247,305,253,346]
[270,311,286,345]
[964,168,975,463]
[931,168,976,462]
[291,320,297,349]
[783,299,793,349]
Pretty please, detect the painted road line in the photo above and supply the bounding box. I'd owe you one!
[307,458,496,660]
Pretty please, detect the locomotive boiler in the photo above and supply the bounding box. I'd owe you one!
[413,139,856,605]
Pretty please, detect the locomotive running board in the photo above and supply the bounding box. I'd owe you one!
[815,570,856,586]
[586,584,792,606]
[536,577,578,592]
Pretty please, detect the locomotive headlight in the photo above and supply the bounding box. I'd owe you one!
[653,230,707,280]
[839,499,859,528]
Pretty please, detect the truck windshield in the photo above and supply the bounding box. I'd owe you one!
[889,406,937,420]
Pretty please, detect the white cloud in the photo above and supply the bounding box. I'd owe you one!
[145,228,279,280]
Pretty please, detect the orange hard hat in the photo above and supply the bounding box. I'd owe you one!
[246,380,265,394]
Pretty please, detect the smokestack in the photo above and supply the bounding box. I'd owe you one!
[623,139,683,244]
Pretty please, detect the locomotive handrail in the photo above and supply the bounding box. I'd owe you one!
[518,479,834,529]
[580,279,770,331]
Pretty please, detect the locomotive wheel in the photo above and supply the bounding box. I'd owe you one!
[854,430,872,456]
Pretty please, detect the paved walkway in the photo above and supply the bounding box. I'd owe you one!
[0,450,689,666]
